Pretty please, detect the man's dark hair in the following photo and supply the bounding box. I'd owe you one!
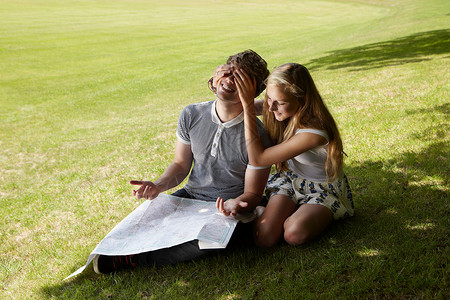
[226,49,270,97]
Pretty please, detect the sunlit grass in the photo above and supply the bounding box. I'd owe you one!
[0,0,449,299]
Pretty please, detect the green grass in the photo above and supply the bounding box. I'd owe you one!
[0,0,448,298]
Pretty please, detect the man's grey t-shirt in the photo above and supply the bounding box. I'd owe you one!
[176,100,272,201]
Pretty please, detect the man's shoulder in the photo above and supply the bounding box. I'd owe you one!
[183,100,214,112]
[178,100,214,129]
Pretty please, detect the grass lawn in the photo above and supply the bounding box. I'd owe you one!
[0,0,448,298]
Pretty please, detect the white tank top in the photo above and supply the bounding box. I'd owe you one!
[287,129,329,182]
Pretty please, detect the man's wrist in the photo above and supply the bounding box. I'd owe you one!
[152,180,166,193]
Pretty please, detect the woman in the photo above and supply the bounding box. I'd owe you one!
[217,63,354,247]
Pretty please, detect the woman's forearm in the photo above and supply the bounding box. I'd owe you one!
[242,104,266,166]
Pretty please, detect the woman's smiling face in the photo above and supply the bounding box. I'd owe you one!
[266,84,299,121]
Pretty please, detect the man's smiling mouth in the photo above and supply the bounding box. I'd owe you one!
[222,84,235,93]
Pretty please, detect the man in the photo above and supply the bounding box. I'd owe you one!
[94,50,272,274]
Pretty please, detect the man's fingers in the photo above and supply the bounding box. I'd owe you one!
[130,180,144,185]
[216,197,221,211]
[142,188,149,199]
[239,201,249,208]
[218,198,224,212]
[133,183,144,199]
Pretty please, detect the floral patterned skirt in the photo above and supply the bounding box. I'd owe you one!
[265,170,354,220]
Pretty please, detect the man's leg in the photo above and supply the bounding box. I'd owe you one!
[94,189,250,273]
[136,240,218,266]
[170,188,194,199]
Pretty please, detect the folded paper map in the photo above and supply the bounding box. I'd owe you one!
[65,194,255,280]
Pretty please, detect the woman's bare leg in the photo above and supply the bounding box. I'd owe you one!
[253,195,297,248]
[283,204,333,245]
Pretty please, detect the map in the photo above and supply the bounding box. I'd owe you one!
[65,193,254,280]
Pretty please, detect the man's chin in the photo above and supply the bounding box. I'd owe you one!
[216,92,239,103]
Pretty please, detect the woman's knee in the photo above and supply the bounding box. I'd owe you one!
[283,204,333,245]
[283,226,311,246]
[252,196,297,248]
[253,221,281,248]
[256,222,314,246]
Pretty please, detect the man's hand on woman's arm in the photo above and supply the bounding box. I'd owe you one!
[216,167,270,217]
[216,197,249,217]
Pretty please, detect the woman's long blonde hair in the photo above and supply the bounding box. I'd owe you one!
[263,63,343,181]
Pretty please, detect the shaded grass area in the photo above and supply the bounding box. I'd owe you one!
[42,141,448,298]
[309,29,450,71]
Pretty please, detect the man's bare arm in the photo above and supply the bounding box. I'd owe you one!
[131,141,193,200]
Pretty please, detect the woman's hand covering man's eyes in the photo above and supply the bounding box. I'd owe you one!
[213,64,234,88]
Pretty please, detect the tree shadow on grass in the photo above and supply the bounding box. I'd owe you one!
[41,104,449,299]
[308,29,450,71]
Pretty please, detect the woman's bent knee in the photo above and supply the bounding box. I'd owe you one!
[283,228,310,246]
[253,223,282,248]
[283,204,333,245]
